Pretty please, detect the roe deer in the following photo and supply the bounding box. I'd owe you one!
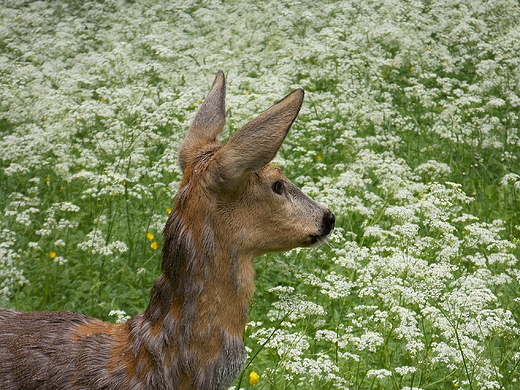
[0,71,335,390]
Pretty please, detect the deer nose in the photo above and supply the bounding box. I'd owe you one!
[322,210,335,235]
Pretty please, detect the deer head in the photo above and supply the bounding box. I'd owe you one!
[175,71,334,259]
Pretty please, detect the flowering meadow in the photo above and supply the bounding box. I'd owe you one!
[1,0,520,388]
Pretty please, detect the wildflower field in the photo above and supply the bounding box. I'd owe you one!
[1,0,520,388]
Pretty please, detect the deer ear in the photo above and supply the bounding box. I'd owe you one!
[214,88,304,187]
[179,71,226,172]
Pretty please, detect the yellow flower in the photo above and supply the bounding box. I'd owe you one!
[166,207,172,215]
[150,241,159,250]
[146,232,154,240]
[249,371,260,386]
[49,252,57,259]
[316,155,322,161]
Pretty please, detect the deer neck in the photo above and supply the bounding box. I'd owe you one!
[128,209,255,388]
[149,209,256,330]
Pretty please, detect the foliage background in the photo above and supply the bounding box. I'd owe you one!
[1,0,520,389]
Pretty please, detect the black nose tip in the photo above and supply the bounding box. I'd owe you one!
[322,210,335,235]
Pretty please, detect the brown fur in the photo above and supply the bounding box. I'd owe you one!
[0,71,334,390]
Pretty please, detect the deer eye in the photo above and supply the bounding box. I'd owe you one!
[272,179,285,195]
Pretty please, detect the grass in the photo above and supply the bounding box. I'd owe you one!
[1,0,520,389]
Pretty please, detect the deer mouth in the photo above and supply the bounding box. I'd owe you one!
[308,232,330,246]
[308,210,335,245]
[308,234,326,245]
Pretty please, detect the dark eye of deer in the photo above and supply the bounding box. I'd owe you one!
[272,179,284,195]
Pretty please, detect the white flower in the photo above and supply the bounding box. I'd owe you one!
[77,229,128,256]
[109,310,130,323]
[366,369,392,379]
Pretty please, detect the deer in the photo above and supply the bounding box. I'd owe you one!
[0,71,335,390]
